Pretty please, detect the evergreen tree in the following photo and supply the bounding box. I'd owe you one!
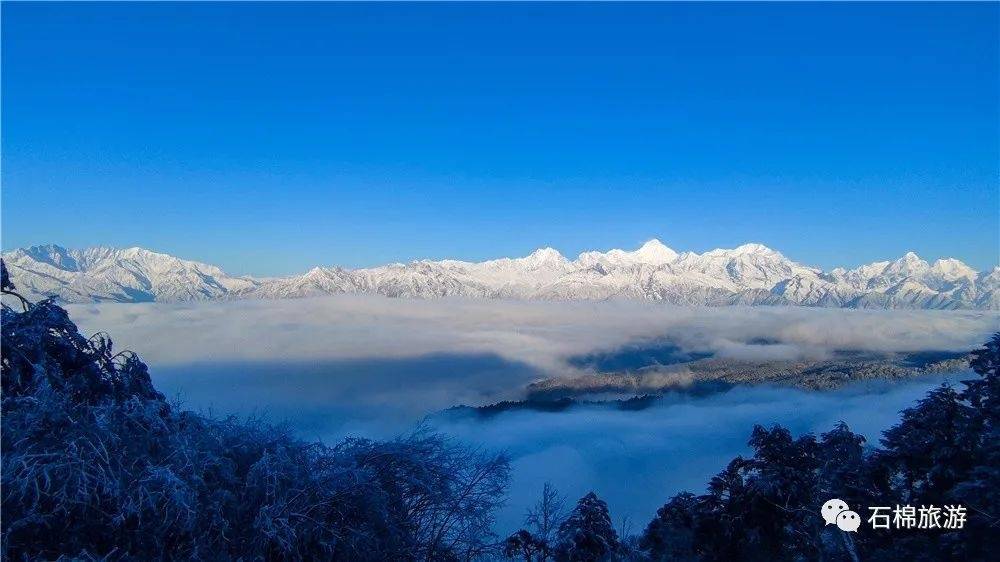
[876,385,980,504]
[555,492,619,562]
[690,457,751,562]
[639,492,697,561]
[965,333,1000,426]
[950,334,1000,560]
[505,529,545,561]
[817,421,867,501]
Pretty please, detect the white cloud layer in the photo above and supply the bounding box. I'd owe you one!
[67,295,999,374]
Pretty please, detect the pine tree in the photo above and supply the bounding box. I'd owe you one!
[877,385,980,504]
[817,422,866,498]
[505,529,545,561]
[555,492,619,562]
[950,333,1000,559]
[639,492,697,561]
[965,333,1000,426]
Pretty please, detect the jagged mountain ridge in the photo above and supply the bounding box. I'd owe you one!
[3,240,997,309]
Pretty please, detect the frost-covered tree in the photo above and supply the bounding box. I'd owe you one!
[524,482,567,561]
[875,385,980,505]
[948,334,1000,560]
[505,529,545,561]
[816,422,867,503]
[966,333,1000,426]
[639,492,697,561]
[505,482,567,561]
[554,492,619,562]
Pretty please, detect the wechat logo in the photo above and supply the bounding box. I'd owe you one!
[822,498,860,532]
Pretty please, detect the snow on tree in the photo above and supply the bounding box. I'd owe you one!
[554,492,619,562]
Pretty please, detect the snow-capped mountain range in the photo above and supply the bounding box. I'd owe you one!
[2,241,997,309]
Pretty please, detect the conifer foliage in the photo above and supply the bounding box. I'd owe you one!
[554,492,620,561]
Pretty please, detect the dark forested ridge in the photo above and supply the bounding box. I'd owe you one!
[2,261,998,561]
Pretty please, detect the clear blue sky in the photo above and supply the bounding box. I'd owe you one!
[3,2,997,275]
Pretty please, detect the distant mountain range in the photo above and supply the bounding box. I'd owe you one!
[2,241,997,309]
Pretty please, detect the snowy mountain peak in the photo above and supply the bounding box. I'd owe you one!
[16,244,78,271]
[731,243,780,256]
[576,239,678,268]
[698,243,789,267]
[921,258,979,291]
[930,258,976,278]
[633,239,679,264]
[530,247,561,257]
[886,252,930,275]
[524,247,566,265]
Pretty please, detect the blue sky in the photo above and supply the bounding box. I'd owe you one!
[3,2,997,276]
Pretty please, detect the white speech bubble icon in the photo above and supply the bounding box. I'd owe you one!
[837,510,861,532]
[821,499,849,525]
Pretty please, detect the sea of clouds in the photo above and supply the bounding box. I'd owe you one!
[64,296,998,530]
[67,295,996,371]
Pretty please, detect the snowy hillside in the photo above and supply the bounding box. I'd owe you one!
[3,241,997,309]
